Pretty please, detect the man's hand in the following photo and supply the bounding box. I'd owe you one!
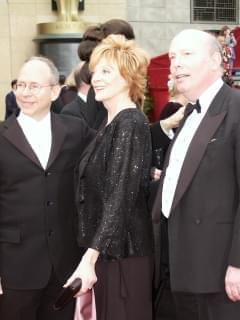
[225,265,240,301]
[150,167,162,181]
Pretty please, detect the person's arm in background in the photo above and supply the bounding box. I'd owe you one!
[160,105,185,137]
[225,121,240,302]
[150,105,185,180]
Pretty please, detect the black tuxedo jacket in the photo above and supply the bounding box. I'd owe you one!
[61,96,89,123]
[152,83,240,293]
[61,88,107,130]
[5,91,19,119]
[0,112,94,290]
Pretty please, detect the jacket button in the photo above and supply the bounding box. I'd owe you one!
[195,219,201,225]
[45,171,51,176]
[47,201,54,206]
[48,230,53,236]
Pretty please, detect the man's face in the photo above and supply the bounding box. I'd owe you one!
[169,31,216,101]
[16,60,60,120]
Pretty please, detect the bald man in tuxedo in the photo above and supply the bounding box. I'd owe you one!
[0,56,94,320]
[152,29,240,320]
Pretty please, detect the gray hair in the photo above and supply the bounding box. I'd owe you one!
[25,56,59,85]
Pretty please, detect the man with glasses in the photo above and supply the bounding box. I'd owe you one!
[0,56,94,320]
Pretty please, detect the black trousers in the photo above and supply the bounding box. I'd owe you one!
[94,256,153,320]
[154,215,177,320]
[173,291,240,320]
[0,271,75,320]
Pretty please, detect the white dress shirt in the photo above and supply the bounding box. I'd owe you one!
[17,112,52,169]
[78,92,87,102]
[162,78,224,218]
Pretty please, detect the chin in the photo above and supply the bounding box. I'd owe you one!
[94,93,105,102]
[22,108,35,116]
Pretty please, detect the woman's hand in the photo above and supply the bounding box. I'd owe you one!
[64,248,99,296]
[160,106,186,131]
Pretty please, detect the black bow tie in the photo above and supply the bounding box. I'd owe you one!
[184,100,201,117]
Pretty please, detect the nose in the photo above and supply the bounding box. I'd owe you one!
[21,85,32,96]
[170,56,183,75]
[173,55,182,67]
[91,71,100,84]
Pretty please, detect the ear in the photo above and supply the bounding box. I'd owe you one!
[51,84,61,101]
[211,51,222,71]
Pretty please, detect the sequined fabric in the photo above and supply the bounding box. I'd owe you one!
[76,108,153,260]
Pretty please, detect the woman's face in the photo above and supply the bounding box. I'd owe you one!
[91,58,129,105]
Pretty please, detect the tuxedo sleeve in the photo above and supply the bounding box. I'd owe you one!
[228,121,240,267]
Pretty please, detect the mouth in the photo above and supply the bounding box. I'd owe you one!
[18,100,35,108]
[175,74,190,80]
[94,86,104,91]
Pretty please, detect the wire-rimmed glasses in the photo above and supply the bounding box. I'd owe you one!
[16,82,56,95]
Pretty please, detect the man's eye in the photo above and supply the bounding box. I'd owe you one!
[30,84,40,90]
[17,83,25,88]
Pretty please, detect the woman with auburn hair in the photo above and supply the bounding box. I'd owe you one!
[66,34,153,320]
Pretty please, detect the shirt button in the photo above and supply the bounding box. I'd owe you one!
[195,219,201,225]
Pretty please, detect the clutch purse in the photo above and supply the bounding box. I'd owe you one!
[53,278,82,311]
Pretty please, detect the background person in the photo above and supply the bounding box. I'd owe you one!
[5,79,20,119]
[74,19,136,129]
[151,82,187,176]
[220,26,237,77]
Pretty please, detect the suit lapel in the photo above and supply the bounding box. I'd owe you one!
[46,112,66,169]
[2,115,42,168]
[170,84,229,213]
[171,110,226,212]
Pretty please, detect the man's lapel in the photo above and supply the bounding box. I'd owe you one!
[170,85,229,213]
[2,115,42,168]
[170,111,226,212]
[46,112,66,169]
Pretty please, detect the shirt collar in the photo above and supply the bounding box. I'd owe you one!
[198,78,224,112]
[18,111,51,127]
[78,92,87,103]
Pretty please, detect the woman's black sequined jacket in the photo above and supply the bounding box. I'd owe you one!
[75,108,153,260]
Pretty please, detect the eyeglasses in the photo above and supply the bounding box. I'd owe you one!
[16,82,56,95]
